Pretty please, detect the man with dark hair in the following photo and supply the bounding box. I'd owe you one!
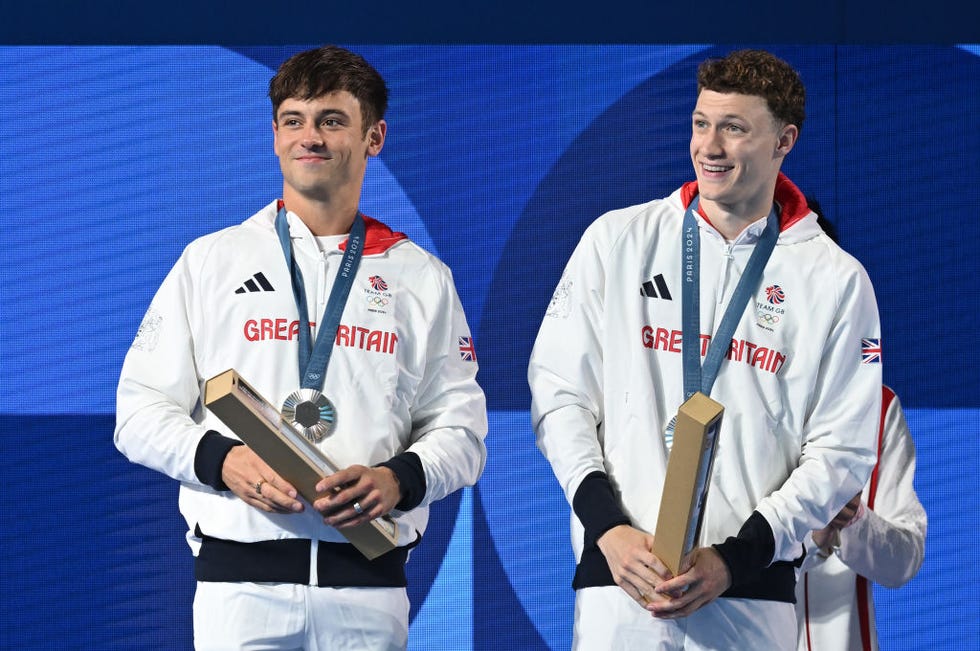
[796,199,926,651]
[115,45,487,650]
[529,49,882,648]
[268,45,389,130]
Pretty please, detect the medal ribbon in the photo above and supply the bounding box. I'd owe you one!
[275,207,365,390]
[681,195,780,399]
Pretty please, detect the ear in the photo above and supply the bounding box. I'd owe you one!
[272,119,280,152]
[776,123,799,156]
[366,120,386,156]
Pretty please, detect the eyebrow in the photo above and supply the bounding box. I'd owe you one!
[278,108,351,121]
[692,110,746,120]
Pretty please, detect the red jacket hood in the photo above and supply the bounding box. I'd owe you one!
[340,215,409,255]
[276,200,409,255]
[679,172,810,232]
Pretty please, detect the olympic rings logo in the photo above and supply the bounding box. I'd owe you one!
[757,312,780,324]
[367,296,390,307]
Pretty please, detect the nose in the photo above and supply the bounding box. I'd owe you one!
[300,123,324,148]
[699,128,724,156]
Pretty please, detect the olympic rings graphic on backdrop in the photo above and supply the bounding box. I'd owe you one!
[757,312,780,324]
[367,296,390,307]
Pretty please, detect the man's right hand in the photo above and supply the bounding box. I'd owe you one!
[221,446,304,514]
[596,524,673,608]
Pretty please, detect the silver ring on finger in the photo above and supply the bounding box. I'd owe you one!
[254,479,266,495]
[352,501,364,515]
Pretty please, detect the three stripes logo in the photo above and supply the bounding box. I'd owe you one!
[640,274,672,300]
[235,272,275,294]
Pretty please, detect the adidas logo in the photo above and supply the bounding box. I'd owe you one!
[640,274,672,300]
[235,272,275,294]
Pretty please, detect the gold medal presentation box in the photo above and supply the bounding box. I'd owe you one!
[652,391,724,576]
[204,369,399,560]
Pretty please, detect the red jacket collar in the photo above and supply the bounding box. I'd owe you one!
[276,200,409,255]
[343,214,409,255]
[679,172,810,232]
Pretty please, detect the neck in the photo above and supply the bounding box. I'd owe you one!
[698,190,776,241]
[281,188,358,236]
[701,205,771,241]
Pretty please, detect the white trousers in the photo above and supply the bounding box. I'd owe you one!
[193,581,409,651]
[573,586,797,650]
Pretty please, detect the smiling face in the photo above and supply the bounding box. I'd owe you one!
[272,90,385,209]
[690,89,797,222]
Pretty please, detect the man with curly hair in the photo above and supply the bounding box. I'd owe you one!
[529,49,882,649]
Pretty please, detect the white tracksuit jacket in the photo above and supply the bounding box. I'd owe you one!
[529,174,882,612]
[115,201,487,571]
[796,386,927,651]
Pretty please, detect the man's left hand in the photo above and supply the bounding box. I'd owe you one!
[647,547,732,619]
[812,492,863,551]
[313,465,401,529]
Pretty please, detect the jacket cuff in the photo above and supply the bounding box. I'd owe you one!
[711,510,775,588]
[377,452,426,512]
[572,471,631,548]
[194,430,243,491]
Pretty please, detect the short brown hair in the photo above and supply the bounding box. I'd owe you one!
[269,45,389,133]
[697,49,805,131]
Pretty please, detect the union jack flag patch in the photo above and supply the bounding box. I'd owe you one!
[861,337,882,364]
[458,336,477,362]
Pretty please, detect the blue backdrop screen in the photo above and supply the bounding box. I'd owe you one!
[1,45,977,649]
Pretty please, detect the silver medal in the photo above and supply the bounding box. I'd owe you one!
[281,388,336,442]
